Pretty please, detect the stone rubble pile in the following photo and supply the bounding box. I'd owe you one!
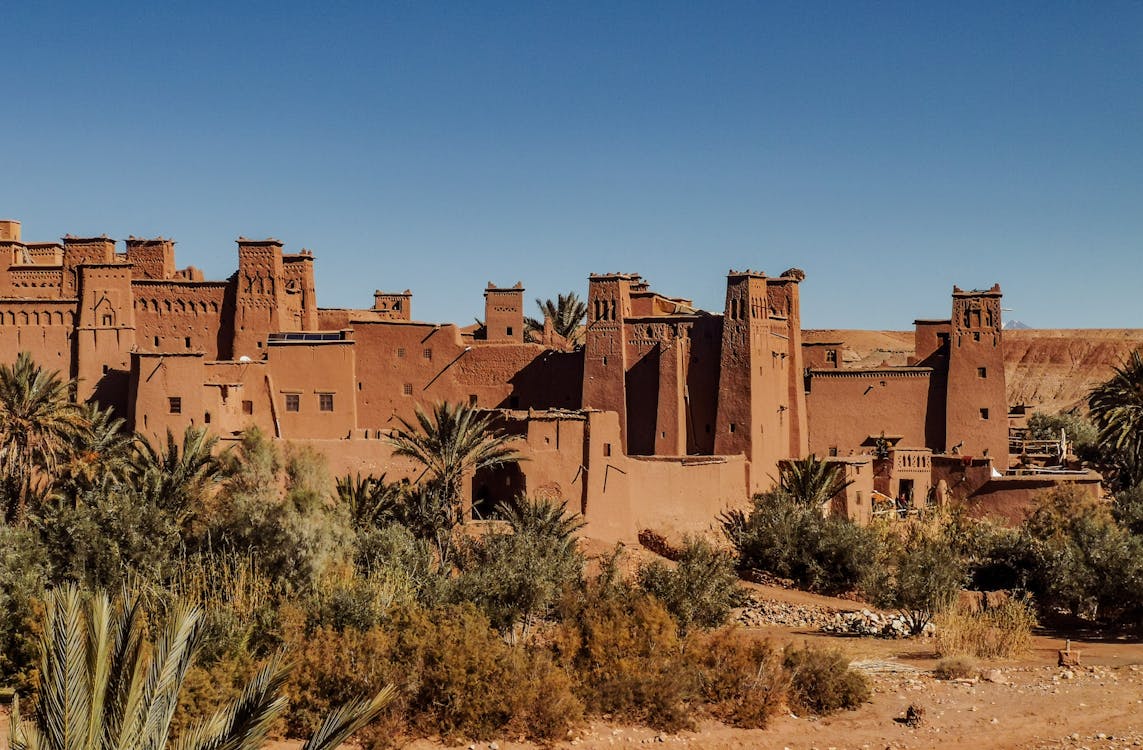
[733,597,840,629]
[820,609,936,638]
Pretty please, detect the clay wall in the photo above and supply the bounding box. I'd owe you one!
[946,286,1009,463]
[913,319,951,364]
[806,368,933,456]
[61,237,115,297]
[232,239,286,359]
[201,361,278,438]
[372,290,412,321]
[483,283,524,342]
[803,341,842,370]
[582,275,634,442]
[959,474,1102,525]
[266,335,358,439]
[131,281,230,360]
[124,239,175,280]
[129,352,208,444]
[0,300,76,376]
[351,321,582,431]
[281,253,318,331]
[6,266,65,298]
[0,220,20,242]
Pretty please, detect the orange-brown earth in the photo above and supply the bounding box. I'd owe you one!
[804,328,1143,414]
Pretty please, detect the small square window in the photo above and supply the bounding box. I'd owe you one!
[242,400,254,415]
[102,314,113,326]
[973,331,981,342]
[422,348,432,360]
[402,383,413,396]
[506,326,513,336]
[168,397,181,414]
[978,367,987,378]
[102,364,109,374]
[285,394,300,412]
[825,349,837,363]
[319,393,334,412]
[980,408,990,420]
[396,347,406,358]
[469,394,478,405]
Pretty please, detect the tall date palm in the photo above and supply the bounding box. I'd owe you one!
[387,401,520,512]
[8,585,394,750]
[0,352,87,523]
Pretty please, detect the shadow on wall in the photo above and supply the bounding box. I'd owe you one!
[472,462,527,519]
[503,350,584,411]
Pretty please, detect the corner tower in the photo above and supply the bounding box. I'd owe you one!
[582,273,636,445]
[713,270,772,491]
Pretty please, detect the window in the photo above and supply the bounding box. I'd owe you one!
[729,423,736,433]
[185,337,192,348]
[602,356,608,366]
[469,394,478,405]
[422,348,432,360]
[973,331,981,342]
[102,314,113,326]
[402,383,413,396]
[980,408,990,420]
[285,394,300,412]
[154,336,160,347]
[168,397,181,414]
[828,446,838,457]
[506,326,513,336]
[204,412,211,424]
[102,364,109,374]
[319,393,334,412]
[825,349,837,363]
[242,400,253,415]
[397,347,406,358]
[978,367,987,378]
[603,443,612,457]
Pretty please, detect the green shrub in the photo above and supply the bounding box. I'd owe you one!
[723,491,882,595]
[933,656,977,680]
[869,524,965,634]
[782,644,870,715]
[451,496,584,637]
[638,536,740,633]
[0,525,46,689]
[1022,484,1143,622]
[199,431,355,591]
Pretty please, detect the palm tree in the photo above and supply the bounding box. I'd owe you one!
[496,494,585,556]
[1089,349,1143,489]
[778,455,853,508]
[8,585,393,750]
[58,403,137,493]
[133,426,224,515]
[524,292,588,346]
[387,401,521,512]
[0,352,87,524]
[336,472,406,529]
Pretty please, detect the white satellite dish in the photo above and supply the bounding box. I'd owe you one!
[239,355,252,362]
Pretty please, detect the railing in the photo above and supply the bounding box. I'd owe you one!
[267,331,346,342]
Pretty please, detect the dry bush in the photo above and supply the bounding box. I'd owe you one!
[935,598,1037,659]
[284,603,581,747]
[686,628,788,729]
[782,644,870,715]
[933,655,977,680]
[552,591,692,732]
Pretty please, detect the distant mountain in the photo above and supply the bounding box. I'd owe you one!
[1004,319,1031,330]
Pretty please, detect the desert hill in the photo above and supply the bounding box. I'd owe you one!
[803,329,1143,414]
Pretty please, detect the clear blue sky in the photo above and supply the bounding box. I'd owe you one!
[2,1,1140,329]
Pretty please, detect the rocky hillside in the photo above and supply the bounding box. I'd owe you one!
[804,329,1143,414]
